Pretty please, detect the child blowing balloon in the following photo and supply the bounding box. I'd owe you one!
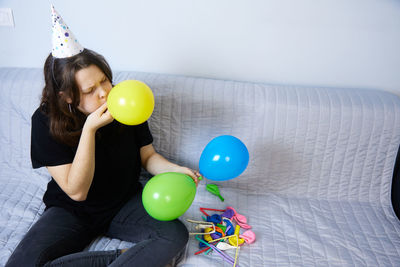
[5,5,200,267]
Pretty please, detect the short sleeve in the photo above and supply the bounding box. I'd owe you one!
[31,108,75,168]
[135,121,153,148]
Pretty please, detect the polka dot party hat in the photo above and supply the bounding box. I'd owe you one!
[51,5,84,58]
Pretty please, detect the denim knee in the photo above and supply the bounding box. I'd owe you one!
[160,219,189,248]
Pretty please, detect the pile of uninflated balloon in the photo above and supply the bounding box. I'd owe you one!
[107,80,254,266]
[187,206,256,267]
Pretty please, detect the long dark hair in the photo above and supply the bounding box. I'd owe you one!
[41,49,113,146]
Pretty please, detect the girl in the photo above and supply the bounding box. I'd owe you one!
[6,48,199,267]
[6,6,200,267]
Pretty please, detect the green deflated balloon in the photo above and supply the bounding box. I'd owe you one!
[142,172,197,221]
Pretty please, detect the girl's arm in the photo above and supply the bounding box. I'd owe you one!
[140,144,200,185]
[46,103,113,201]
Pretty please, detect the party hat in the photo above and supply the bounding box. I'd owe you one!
[51,5,84,58]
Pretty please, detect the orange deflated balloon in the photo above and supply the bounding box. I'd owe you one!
[107,80,154,125]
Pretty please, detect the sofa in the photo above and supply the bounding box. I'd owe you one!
[1,67,400,267]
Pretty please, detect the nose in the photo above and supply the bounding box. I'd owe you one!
[98,85,109,99]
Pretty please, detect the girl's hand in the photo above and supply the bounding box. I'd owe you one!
[173,166,202,187]
[84,102,114,132]
[139,144,202,186]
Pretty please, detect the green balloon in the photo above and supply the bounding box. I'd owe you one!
[142,172,197,221]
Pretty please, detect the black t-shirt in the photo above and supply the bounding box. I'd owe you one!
[31,107,153,226]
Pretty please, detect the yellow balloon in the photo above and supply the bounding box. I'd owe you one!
[107,80,155,125]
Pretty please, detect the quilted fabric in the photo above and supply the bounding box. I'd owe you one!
[1,68,400,266]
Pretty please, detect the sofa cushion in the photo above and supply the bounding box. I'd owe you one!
[1,67,400,266]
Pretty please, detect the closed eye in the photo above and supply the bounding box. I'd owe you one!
[83,88,94,94]
[82,76,108,94]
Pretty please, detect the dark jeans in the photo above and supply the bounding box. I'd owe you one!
[5,190,189,267]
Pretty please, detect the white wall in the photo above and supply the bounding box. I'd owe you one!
[1,0,400,93]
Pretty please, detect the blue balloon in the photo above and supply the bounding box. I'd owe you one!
[199,135,249,181]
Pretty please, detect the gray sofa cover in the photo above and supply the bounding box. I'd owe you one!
[1,67,400,266]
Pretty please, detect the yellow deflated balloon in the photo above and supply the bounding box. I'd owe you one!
[107,80,154,125]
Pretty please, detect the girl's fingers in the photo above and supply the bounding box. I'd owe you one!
[92,102,108,116]
[102,110,114,121]
[100,109,114,124]
[193,170,202,180]
[188,169,201,187]
[189,172,198,182]
[176,167,201,186]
